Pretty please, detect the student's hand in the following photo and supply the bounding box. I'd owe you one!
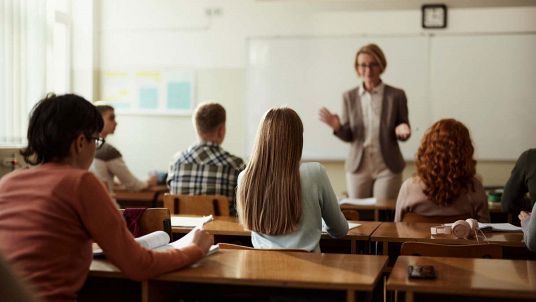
[519,211,531,223]
[395,123,411,140]
[319,107,341,131]
[190,228,214,254]
[147,175,158,187]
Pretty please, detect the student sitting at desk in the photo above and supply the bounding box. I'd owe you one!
[502,148,536,225]
[237,107,348,252]
[0,94,213,302]
[91,104,156,192]
[167,102,245,216]
[394,119,490,222]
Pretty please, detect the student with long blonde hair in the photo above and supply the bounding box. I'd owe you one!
[237,107,348,252]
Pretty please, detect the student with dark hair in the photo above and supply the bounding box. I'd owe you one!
[91,104,156,192]
[502,149,536,220]
[0,93,213,302]
[237,107,348,252]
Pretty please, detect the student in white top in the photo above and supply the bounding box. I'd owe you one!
[91,105,156,192]
[237,107,348,252]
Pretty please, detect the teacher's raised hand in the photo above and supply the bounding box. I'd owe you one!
[319,107,341,131]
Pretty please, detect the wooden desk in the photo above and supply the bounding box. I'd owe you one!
[114,185,168,208]
[340,199,396,221]
[172,215,382,254]
[371,222,524,248]
[342,200,507,222]
[387,256,536,302]
[488,201,503,213]
[488,201,512,223]
[370,222,527,261]
[88,250,388,302]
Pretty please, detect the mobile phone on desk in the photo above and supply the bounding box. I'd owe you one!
[408,265,436,279]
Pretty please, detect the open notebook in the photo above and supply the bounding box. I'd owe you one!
[321,220,361,233]
[171,215,214,227]
[93,230,219,257]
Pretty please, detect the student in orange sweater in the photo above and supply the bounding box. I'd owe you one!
[0,93,213,302]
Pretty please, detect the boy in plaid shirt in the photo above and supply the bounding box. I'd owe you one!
[167,103,245,215]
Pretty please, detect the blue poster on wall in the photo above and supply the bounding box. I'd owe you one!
[101,69,195,115]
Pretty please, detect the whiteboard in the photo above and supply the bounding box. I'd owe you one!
[429,34,536,160]
[245,34,536,161]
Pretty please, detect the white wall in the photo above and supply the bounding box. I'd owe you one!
[96,0,535,191]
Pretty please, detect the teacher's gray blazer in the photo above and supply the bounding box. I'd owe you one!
[334,84,410,174]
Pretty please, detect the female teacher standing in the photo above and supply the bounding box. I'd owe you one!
[319,43,410,200]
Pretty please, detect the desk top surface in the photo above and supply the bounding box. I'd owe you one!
[371,222,524,247]
[91,250,387,290]
[154,249,388,290]
[171,215,382,240]
[387,256,536,299]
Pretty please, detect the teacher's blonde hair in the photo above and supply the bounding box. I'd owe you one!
[237,107,303,235]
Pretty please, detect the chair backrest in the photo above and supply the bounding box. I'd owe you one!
[218,243,307,252]
[120,208,172,237]
[341,209,360,221]
[401,241,503,259]
[402,212,470,223]
[163,194,230,216]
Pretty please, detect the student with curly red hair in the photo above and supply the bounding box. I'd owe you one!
[394,119,490,222]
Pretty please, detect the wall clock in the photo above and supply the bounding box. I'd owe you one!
[422,4,447,29]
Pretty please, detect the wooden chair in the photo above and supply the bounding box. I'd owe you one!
[219,243,307,252]
[341,209,360,221]
[401,241,503,259]
[120,208,172,237]
[402,212,470,223]
[163,194,230,216]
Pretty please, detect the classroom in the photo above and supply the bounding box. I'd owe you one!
[1,0,536,301]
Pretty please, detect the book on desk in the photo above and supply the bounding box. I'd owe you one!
[93,230,219,258]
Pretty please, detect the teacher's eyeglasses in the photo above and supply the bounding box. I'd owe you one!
[90,136,105,149]
[357,63,380,70]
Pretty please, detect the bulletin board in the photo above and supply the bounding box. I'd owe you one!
[100,69,196,115]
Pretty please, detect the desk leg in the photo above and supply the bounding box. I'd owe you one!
[142,280,166,302]
[374,210,379,221]
[382,241,388,255]
[384,277,387,302]
[141,281,149,302]
[346,289,355,302]
[405,291,414,302]
[351,239,357,254]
